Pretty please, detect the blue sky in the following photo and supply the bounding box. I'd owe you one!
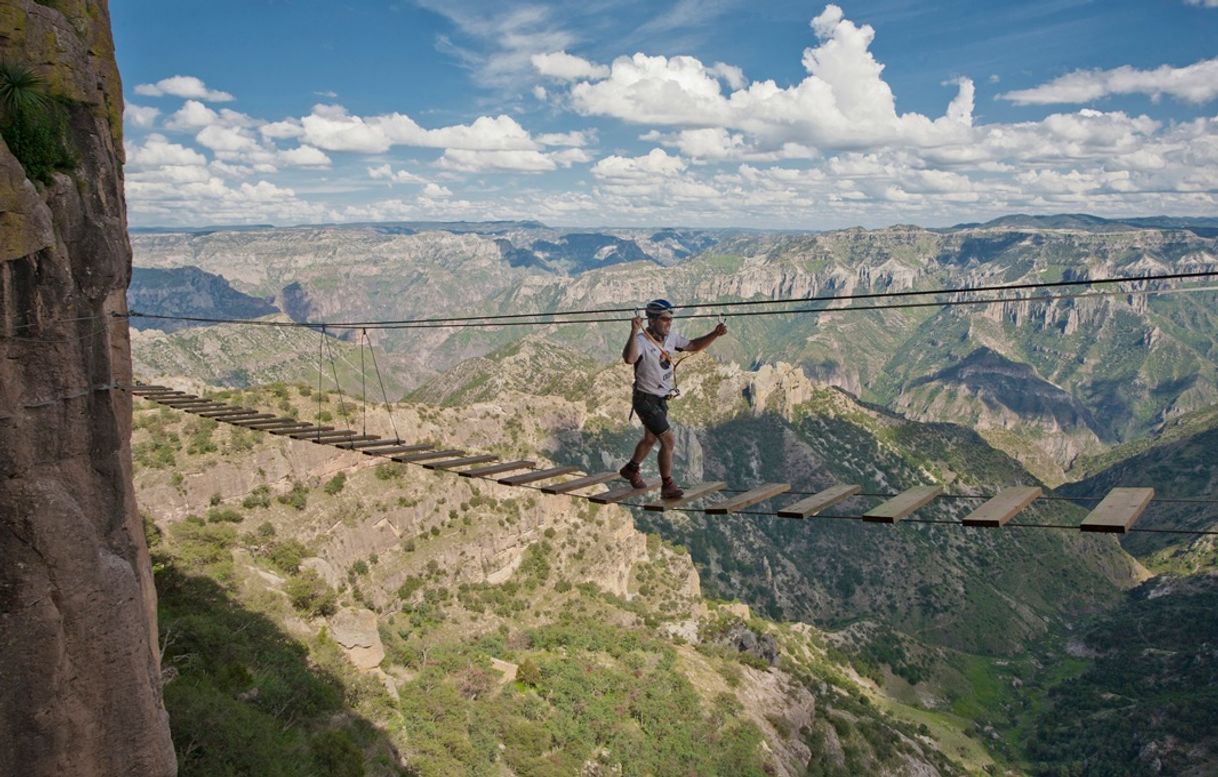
[113,0,1218,228]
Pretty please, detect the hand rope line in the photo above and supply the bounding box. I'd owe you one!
[119,269,1218,331]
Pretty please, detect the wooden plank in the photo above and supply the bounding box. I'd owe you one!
[705,483,791,515]
[587,480,661,504]
[540,472,619,495]
[423,454,498,470]
[286,427,353,439]
[776,484,862,519]
[391,449,465,463]
[225,414,279,424]
[267,424,333,436]
[962,486,1043,527]
[197,408,259,418]
[362,444,432,457]
[157,397,205,405]
[316,434,380,445]
[862,485,943,523]
[335,439,403,450]
[1080,487,1154,534]
[170,401,227,409]
[459,460,536,478]
[243,418,308,429]
[497,466,580,486]
[316,434,378,445]
[643,482,728,512]
[297,431,361,441]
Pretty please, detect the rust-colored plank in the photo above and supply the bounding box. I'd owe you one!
[705,483,791,515]
[862,485,943,523]
[962,486,1043,527]
[587,480,662,504]
[643,482,727,512]
[775,484,862,519]
[1080,488,1155,534]
[540,472,619,495]
[363,444,432,456]
[460,460,535,478]
[391,449,465,463]
[157,397,205,404]
[423,454,498,470]
[497,466,580,486]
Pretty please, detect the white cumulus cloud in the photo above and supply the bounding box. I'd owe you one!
[531,51,610,80]
[591,148,686,178]
[569,5,974,153]
[368,164,428,184]
[278,145,331,167]
[124,104,160,128]
[134,75,234,102]
[1001,57,1218,105]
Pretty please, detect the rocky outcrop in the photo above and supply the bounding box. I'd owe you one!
[330,608,385,670]
[0,2,175,776]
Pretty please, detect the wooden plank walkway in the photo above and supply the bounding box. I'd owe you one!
[540,472,618,495]
[197,408,260,418]
[362,444,432,456]
[643,482,727,512]
[459,460,535,479]
[1080,488,1154,533]
[498,466,579,486]
[962,486,1042,527]
[423,454,498,470]
[588,481,661,504]
[776,485,862,518]
[314,434,378,445]
[226,414,279,425]
[285,427,350,438]
[705,483,791,515]
[391,449,465,463]
[335,439,400,450]
[244,419,309,430]
[269,425,333,436]
[862,485,943,523]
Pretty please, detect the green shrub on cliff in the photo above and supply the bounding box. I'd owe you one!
[0,62,75,184]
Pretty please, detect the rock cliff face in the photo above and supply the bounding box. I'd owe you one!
[0,2,175,775]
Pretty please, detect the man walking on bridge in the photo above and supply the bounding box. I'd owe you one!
[620,299,728,499]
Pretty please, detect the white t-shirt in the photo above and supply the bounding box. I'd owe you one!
[632,329,691,397]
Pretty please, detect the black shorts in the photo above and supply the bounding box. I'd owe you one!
[633,390,670,436]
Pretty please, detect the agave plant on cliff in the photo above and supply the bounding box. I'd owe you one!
[0,60,74,183]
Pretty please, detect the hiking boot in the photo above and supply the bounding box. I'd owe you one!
[619,461,646,489]
[661,480,684,499]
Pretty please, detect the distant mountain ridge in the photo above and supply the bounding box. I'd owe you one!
[128,266,278,331]
[129,216,1218,479]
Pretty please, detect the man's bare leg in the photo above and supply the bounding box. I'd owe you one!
[657,429,676,480]
[631,429,657,466]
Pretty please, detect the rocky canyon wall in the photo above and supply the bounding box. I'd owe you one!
[0,2,175,775]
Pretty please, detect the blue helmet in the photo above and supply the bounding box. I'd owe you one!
[645,298,675,318]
